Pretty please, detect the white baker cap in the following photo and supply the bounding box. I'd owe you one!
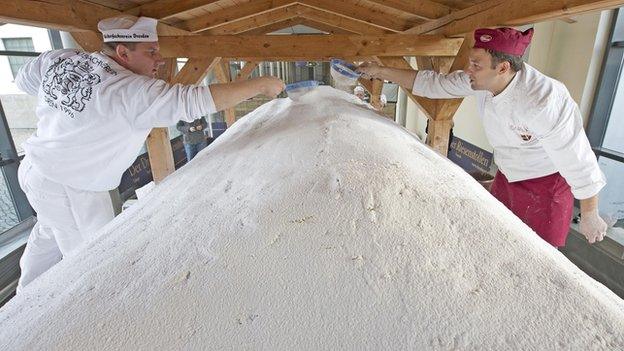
[354,86,365,94]
[98,16,158,43]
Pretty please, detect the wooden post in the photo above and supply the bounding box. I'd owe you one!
[146,58,177,183]
[146,58,220,183]
[369,78,384,111]
[427,119,453,156]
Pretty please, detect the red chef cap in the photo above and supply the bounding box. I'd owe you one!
[473,27,534,56]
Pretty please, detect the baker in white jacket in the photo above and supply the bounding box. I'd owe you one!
[15,16,284,292]
[358,27,607,248]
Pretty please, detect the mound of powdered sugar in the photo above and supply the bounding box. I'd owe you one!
[1,86,623,350]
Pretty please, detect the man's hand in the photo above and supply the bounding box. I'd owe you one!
[580,210,608,244]
[189,126,196,132]
[256,76,285,98]
[356,62,384,79]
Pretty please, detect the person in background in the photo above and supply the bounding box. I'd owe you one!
[354,85,366,101]
[177,117,208,161]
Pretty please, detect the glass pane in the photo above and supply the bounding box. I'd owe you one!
[0,168,19,234]
[0,66,39,156]
[2,38,35,78]
[1,25,54,157]
[602,61,624,153]
[597,156,624,242]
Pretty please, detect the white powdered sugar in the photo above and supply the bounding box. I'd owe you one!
[1,87,623,350]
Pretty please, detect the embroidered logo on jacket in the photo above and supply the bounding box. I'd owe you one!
[42,54,104,118]
[509,124,534,143]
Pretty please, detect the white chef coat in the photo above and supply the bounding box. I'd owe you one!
[15,49,217,191]
[412,63,605,200]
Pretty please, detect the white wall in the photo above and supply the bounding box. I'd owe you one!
[404,10,614,153]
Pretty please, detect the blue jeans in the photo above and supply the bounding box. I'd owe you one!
[184,140,208,162]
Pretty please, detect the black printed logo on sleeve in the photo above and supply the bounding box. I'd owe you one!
[42,55,103,118]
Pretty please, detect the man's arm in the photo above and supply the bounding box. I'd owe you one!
[357,63,417,91]
[210,76,285,112]
[357,62,474,99]
[534,94,608,244]
[120,75,284,129]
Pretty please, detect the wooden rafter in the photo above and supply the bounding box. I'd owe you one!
[364,0,453,20]
[224,55,377,61]
[201,3,309,35]
[296,18,358,34]
[405,0,624,35]
[0,0,189,36]
[298,5,391,34]
[70,32,102,52]
[298,0,412,32]
[240,18,306,35]
[172,57,221,85]
[158,34,463,58]
[124,0,221,20]
[181,0,296,33]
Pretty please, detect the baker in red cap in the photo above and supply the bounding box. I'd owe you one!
[358,27,608,248]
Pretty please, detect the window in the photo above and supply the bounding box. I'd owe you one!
[587,8,624,241]
[2,38,35,79]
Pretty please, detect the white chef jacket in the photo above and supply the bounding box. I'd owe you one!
[16,49,216,191]
[412,63,605,200]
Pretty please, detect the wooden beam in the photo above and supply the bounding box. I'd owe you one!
[298,0,413,32]
[369,78,384,111]
[364,0,453,20]
[0,0,189,36]
[223,56,376,62]
[70,32,102,53]
[147,58,177,183]
[297,18,358,34]
[159,34,463,58]
[432,34,472,122]
[214,61,237,127]
[201,4,309,35]
[240,18,305,35]
[426,119,453,156]
[181,0,296,32]
[124,0,221,20]
[405,0,624,36]
[172,57,221,85]
[298,5,391,34]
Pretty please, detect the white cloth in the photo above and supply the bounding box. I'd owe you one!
[412,63,605,200]
[16,157,115,293]
[15,49,217,191]
[98,16,158,42]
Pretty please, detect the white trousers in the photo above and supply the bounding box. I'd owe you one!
[16,157,115,293]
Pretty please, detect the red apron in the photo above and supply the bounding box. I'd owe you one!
[490,171,574,247]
